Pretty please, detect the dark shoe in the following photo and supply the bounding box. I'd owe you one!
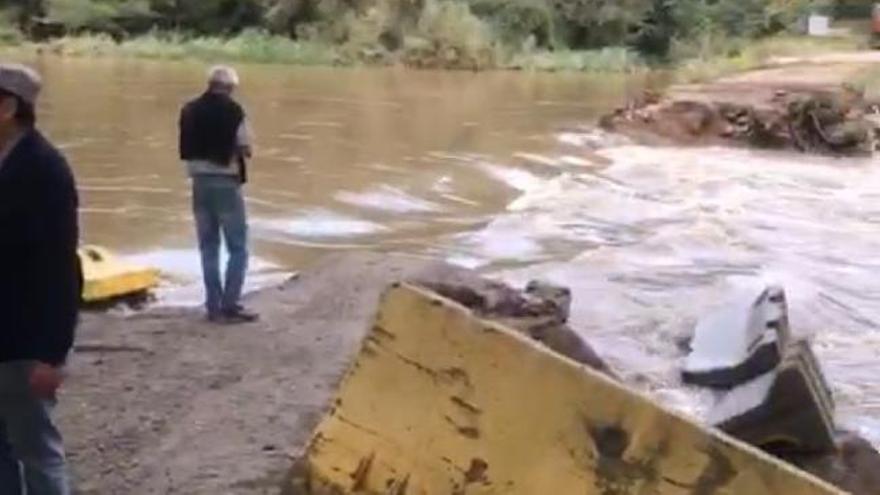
[221,306,259,324]
[206,312,225,324]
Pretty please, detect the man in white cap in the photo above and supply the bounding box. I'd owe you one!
[0,63,79,494]
[179,65,257,323]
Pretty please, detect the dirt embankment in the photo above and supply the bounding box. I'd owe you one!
[601,53,880,155]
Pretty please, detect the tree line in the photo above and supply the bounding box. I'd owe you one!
[0,0,871,59]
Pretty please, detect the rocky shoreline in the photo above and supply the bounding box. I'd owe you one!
[61,252,880,494]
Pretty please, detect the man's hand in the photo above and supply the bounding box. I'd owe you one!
[29,362,63,400]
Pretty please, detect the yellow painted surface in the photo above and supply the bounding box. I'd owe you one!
[78,245,160,302]
[292,284,845,495]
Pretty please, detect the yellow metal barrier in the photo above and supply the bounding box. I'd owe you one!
[78,245,160,303]
[289,284,845,495]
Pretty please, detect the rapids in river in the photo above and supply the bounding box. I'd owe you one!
[31,56,880,444]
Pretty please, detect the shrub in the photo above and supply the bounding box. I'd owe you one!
[632,0,830,60]
[0,23,22,44]
[468,0,557,49]
[507,46,644,72]
[1,0,852,72]
[550,0,651,49]
[403,0,497,69]
[46,0,120,30]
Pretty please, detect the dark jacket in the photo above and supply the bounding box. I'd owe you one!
[0,129,81,366]
[179,91,245,166]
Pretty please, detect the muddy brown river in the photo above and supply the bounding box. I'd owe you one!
[26,56,880,444]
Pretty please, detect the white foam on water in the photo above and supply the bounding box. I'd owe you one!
[124,249,287,306]
[257,209,389,238]
[451,219,544,264]
[294,121,344,128]
[446,255,489,270]
[451,143,880,442]
[336,185,443,213]
[278,133,313,141]
[558,155,594,167]
[477,161,545,193]
[557,129,627,148]
[512,152,561,167]
[431,176,454,194]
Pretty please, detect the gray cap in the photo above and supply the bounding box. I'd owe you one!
[0,63,41,104]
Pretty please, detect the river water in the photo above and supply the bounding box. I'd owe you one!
[30,57,880,443]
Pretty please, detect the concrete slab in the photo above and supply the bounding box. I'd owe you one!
[683,285,790,388]
[709,340,836,455]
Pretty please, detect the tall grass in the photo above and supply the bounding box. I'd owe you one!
[854,66,880,100]
[506,47,644,72]
[0,15,870,78]
[36,29,339,66]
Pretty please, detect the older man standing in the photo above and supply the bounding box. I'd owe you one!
[180,66,258,323]
[0,64,80,494]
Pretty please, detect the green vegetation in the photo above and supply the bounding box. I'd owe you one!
[0,0,867,71]
[855,66,880,100]
[39,29,338,65]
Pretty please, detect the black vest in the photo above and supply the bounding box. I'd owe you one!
[179,92,245,166]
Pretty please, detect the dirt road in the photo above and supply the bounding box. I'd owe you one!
[672,51,880,109]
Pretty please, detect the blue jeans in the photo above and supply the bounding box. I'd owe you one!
[192,175,249,315]
[0,361,70,495]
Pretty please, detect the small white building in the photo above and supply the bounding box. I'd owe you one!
[806,14,831,36]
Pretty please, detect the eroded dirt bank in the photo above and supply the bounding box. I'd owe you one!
[601,52,880,155]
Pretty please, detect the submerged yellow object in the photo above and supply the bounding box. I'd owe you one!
[78,245,160,302]
[287,284,844,495]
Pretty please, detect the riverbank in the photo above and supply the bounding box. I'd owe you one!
[64,252,603,493]
[5,30,641,71]
[0,29,865,74]
[62,252,427,493]
[5,0,850,73]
